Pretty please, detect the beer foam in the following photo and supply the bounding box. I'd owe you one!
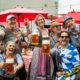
[42,35,48,38]
[32,29,39,35]
[32,32,39,35]
[42,40,50,44]
[6,58,14,63]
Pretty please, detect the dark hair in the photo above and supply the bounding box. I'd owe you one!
[59,31,71,43]
[59,31,70,37]
[0,25,5,28]
[63,17,73,25]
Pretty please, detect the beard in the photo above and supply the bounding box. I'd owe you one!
[67,23,73,28]
[10,24,16,29]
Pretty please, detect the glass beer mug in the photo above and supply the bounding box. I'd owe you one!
[42,40,50,55]
[5,58,14,74]
[31,31,39,46]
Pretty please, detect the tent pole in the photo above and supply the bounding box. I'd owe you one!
[17,13,20,28]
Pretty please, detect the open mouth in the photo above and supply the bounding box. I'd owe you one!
[8,48,14,52]
[39,21,44,24]
[62,40,67,42]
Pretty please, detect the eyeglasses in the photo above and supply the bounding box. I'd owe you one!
[52,25,59,28]
[52,25,61,30]
[60,36,69,38]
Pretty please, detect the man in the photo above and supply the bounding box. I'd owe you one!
[5,14,27,80]
[21,18,31,43]
[63,16,80,47]
[5,14,23,42]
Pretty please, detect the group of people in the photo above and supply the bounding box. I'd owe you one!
[0,14,80,80]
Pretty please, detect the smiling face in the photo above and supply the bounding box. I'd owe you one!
[7,17,16,29]
[51,25,59,33]
[51,22,61,34]
[65,19,74,28]
[24,18,29,27]
[6,41,16,54]
[35,14,45,28]
[60,32,70,46]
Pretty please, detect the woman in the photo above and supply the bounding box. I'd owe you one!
[53,31,80,80]
[50,21,61,49]
[50,21,61,79]
[21,40,33,80]
[30,14,53,80]
[0,41,23,80]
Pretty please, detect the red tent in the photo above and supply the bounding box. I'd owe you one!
[0,6,48,21]
[55,11,80,23]
[0,6,48,27]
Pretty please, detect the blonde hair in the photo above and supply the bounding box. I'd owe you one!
[4,41,16,53]
[50,21,59,28]
[35,14,45,26]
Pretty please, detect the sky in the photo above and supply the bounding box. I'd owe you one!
[58,0,80,14]
[0,0,56,15]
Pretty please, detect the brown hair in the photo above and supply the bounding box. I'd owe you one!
[59,31,71,43]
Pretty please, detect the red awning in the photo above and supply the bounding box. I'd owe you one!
[55,11,80,23]
[0,6,48,22]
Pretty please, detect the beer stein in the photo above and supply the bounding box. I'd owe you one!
[5,58,14,74]
[42,40,50,55]
[31,31,39,45]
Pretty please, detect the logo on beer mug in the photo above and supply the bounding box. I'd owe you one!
[42,40,50,55]
[31,32,39,45]
[5,58,14,74]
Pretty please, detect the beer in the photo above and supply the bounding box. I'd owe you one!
[42,40,50,55]
[5,58,14,74]
[31,32,39,45]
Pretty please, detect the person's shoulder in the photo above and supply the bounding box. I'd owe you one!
[75,24,80,30]
[75,23,79,26]
[68,44,77,50]
[0,53,3,58]
[15,53,21,57]
[0,25,7,31]
[5,28,10,32]
[0,25,5,29]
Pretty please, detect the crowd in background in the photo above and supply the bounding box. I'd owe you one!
[0,14,80,80]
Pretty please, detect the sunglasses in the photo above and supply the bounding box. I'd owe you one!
[52,25,59,28]
[60,36,69,38]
